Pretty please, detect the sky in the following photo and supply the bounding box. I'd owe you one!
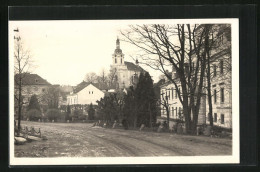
[9,19,236,86]
[9,20,164,86]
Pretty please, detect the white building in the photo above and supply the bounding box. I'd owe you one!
[158,24,231,129]
[67,82,105,105]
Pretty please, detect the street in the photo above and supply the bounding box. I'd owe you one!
[15,121,232,157]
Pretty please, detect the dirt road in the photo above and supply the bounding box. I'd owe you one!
[15,121,232,157]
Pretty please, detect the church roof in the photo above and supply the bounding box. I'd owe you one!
[124,61,145,72]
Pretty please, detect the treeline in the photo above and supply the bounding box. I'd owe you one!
[96,72,158,128]
[24,95,96,122]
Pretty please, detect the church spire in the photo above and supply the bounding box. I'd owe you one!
[116,36,120,49]
[114,36,122,54]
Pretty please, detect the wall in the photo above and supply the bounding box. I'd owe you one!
[77,84,105,105]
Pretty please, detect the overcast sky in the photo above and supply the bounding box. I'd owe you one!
[9,20,166,86]
[9,19,235,86]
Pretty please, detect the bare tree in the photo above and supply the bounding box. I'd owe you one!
[84,72,98,83]
[107,68,118,88]
[121,24,210,134]
[160,90,176,129]
[41,86,60,109]
[14,34,33,134]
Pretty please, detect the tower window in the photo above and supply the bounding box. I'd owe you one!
[121,58,122,64]
[115,58,117,64]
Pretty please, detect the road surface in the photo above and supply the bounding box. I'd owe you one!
[15,121,232,157]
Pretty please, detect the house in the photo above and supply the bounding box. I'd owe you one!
[67,81,105,105]
[14,73,51,105]
[158,24,232,129]
[110,37,145,89]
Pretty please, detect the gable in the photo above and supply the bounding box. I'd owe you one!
[77,84,104,95]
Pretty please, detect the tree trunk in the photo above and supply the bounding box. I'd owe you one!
[17,78,22,135]
[149,102,152,128]
[166,107,170,129]
[207,66,213,126]
[206,34,213,127]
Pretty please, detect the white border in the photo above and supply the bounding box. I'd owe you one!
[9,18,239,165]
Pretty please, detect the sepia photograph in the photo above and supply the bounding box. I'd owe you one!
[9,18,239,165]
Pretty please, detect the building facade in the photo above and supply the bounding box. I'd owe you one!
[158,24,232,129]
[67,82,105,105]
[205,24,232,128]
[14,73,51,105]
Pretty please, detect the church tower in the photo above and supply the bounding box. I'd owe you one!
[110,37,145,89]
[112,37,125,65]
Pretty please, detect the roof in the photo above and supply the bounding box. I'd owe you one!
[73,81,116,93]
[14,73,51,85]
[124,61,145,72]
[154,79,165,88]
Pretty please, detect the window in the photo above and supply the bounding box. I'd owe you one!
[92,91,93,94]
[213,64,217,77]
[168,90,170,100]
[175,88,177,99]
[89,91,90,94]
[162,108,164,116]
[214,90,217,103]
[172,107,174,117]
[42,88,45,92]
[121,58,122,64]
[208,114,210,121]
[172,88,174,99]
[220,60,224,74]
[178,107,182,116]
[115,58,117,64]
[219,34,224,45]
[221,114,224,124]
[35,79,38,83]
[220,88,224,103]
[214,113,217,122]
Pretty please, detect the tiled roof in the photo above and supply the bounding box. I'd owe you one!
[73,81,117,93]
[14,73,51,85]
[124,61,145,72]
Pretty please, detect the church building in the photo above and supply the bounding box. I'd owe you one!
[110,37,145,89]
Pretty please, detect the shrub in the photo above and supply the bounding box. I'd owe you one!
[65,105,71,121]
[27,109,42,121]
[46,109,61,122]
[88,103,95,120]
[27,95,41,111]
[71,109,83,121]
